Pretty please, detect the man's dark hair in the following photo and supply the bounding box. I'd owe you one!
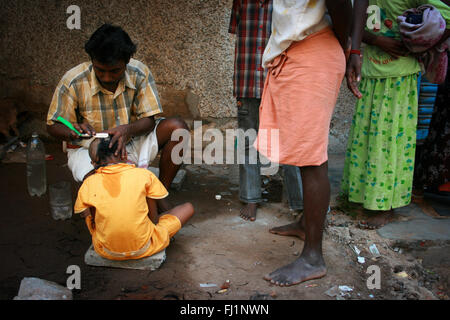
[85,24,137,65]
[96,137,119,164]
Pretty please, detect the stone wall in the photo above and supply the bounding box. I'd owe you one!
[0,0,356,152]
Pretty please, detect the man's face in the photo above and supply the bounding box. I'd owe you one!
[92,59,127,93]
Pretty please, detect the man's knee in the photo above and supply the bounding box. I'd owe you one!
[165,117,189,132]
[158,117,190,145]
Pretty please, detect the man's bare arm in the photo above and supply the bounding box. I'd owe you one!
[104,116,156,159]
[47,121,96,141]
[326,0,353,50]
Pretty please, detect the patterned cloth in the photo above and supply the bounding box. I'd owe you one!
[341,75,419,210]
[229,0,272,98]
[413,54,450,191]
[398,4,450,84]
[398,4,447,53]
[362,0,450,79]
[47,58,163,146]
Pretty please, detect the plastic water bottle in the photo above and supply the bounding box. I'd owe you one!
[26,132,47,196]
[49,181,73,220]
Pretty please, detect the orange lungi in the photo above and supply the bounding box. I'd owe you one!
[255,27,346,167]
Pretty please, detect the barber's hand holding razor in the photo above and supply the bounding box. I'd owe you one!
[103,124,131,159]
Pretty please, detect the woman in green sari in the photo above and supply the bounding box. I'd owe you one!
[341,0,450,228]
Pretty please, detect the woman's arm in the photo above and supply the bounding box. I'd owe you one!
[346,0,369,98]
[350,0,369,52]
[363,31,408,58]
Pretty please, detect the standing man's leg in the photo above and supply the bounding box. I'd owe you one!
[270,165,306,240]
[238,98,263,221]
[264,162,329,286]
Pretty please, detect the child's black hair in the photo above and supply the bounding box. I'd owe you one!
[96,137,119,164]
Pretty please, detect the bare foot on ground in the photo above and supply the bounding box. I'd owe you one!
[412,188,424,204]
[269,220,305,241]
[240,203,257,221]
[361,210,395,229]
[263,255,327,287]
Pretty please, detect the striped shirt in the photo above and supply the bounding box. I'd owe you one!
[229,0,272,98]
[47,58,163,144]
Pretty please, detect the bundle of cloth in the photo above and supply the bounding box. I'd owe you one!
[398,4,449,84]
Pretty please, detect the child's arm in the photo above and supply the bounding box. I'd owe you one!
[79,207,95,218]
[146,197,159,224]
[78,207,96,229]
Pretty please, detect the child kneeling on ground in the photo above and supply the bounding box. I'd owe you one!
[74,137,194,260]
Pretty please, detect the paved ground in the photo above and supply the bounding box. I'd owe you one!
[0,142,448,300]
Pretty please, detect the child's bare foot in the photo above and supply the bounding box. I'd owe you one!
[269,221,305,241]
[263,254,327,287]
[240,203,257,221]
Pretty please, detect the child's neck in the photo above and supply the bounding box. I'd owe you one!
[98,158,126,168]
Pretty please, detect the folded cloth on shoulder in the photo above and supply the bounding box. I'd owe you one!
[398,5,449,84]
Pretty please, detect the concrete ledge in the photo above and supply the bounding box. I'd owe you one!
[84,245,166,271]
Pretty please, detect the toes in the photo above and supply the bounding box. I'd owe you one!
[271,279,289,287]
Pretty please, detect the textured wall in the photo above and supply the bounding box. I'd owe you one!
[0,0,356,152]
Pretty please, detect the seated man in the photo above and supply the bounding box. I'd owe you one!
[47,24,188,212]
[74,137,194,261]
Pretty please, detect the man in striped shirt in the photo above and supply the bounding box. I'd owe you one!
[229,0,303,222]
[47,24,188,213]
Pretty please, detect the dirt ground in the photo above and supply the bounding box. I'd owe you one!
[0,140,448,300]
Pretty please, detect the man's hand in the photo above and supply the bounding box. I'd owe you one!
[47,122,95,142]
[374,36,408,59]
[72,122,96,137]
[346,53,363,99]
[104,124,131,159]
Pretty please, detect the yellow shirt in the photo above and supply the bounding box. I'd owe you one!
[47,58,163,146]
[74,163,168,259]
